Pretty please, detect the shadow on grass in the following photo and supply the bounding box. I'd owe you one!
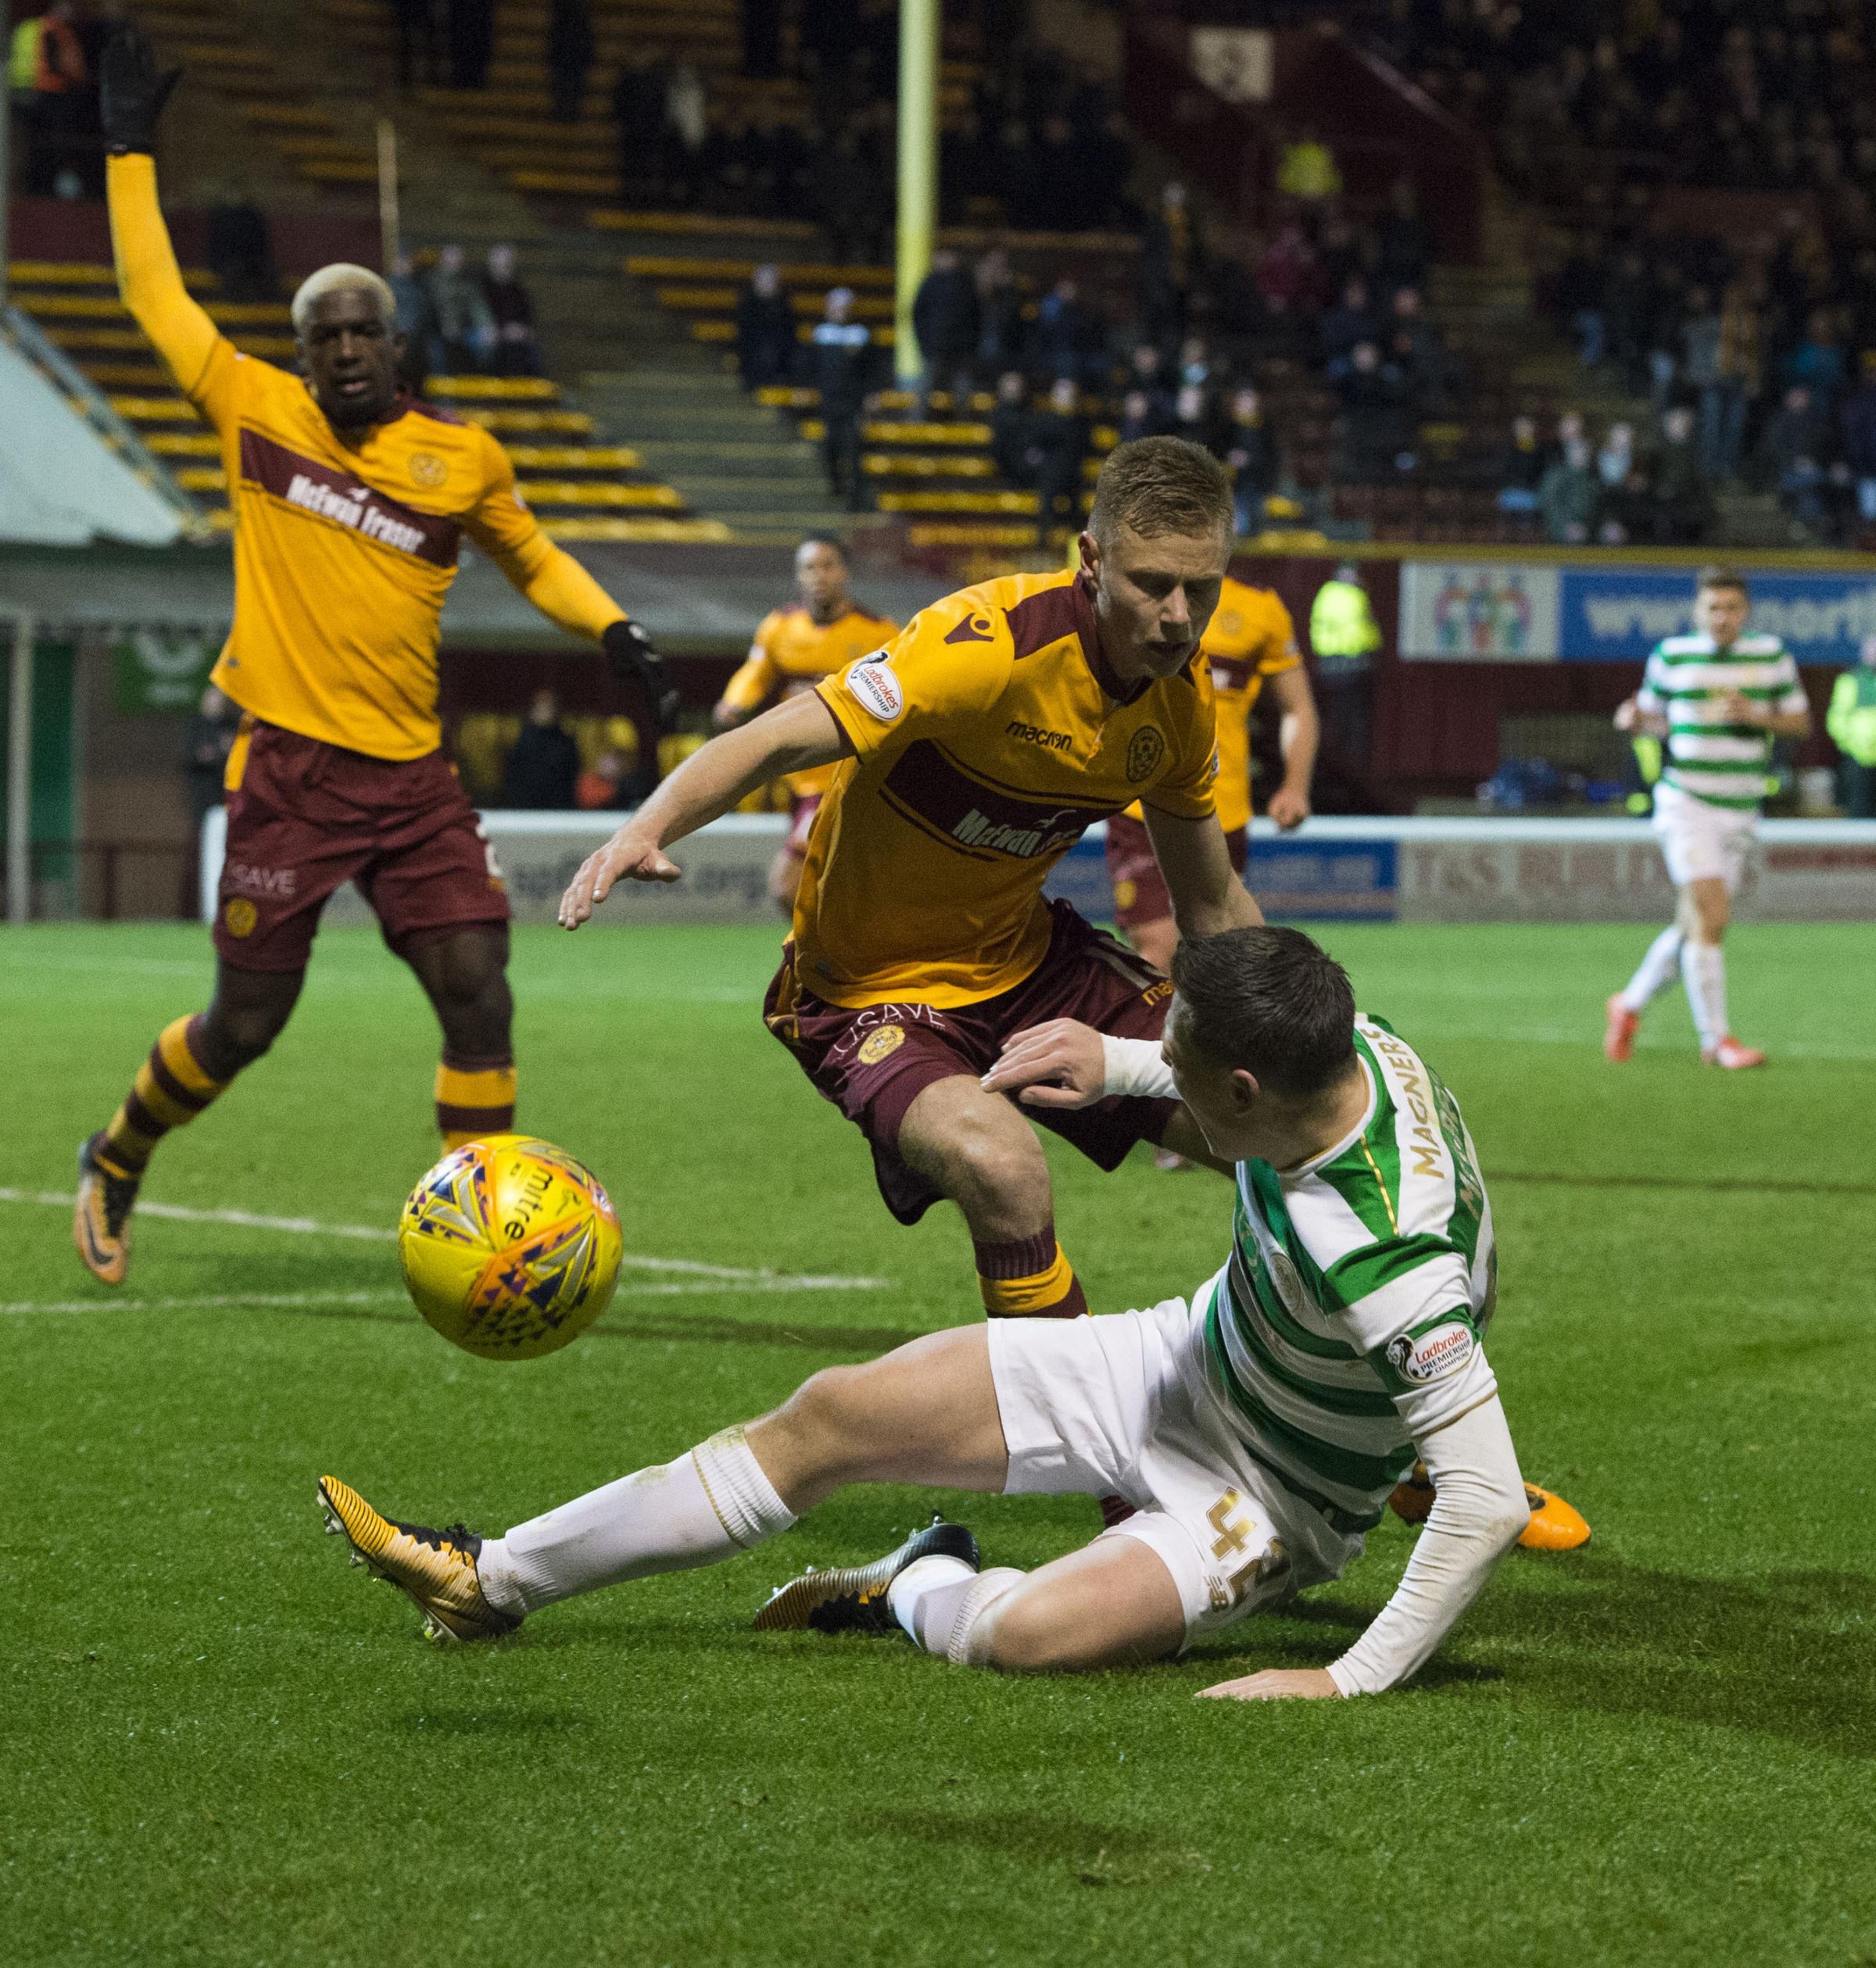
[867,1808,1213,1887]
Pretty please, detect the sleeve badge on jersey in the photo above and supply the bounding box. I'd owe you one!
[845,649,904,722]
[1386,1322,1474,1384]
[1126,725,1166,783]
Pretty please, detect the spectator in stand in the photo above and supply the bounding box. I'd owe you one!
[575,743,653,811]
[1556,231,1606,367]
[1759,381,1833,535]
[1026,377,1090,528]
[1030,277,1100,388]
[482,245,542,377]
[546,0,594,123]
[1602,248,1652,391]
[988,370,1033,484]
[1375,178,1429,292]
[1172,381,1225,458]
[502,691,581,810]
[22,2,87,197]
[1495,413,1546,518]
[663,60,709,204]
[1387,286,1450,404]
[1334,341,1414,479]
[612,51,671,203]
[1596,420,1637,493]
[1141,179,1201,345]
[1538,433,1598,544]
[1255,220,1319,316]
[1842,352,1876,533]
[1319,277,1374,367]
[389,0,442,93]
[1786,307,1848,412]
[1709,277,1764,482]
[975,249,1026,375]
[388,251,435,395]
[426,245,495,372]
[1222,386,1276,537]
[205,186,277,304]
[1652,405,1713,545]
[445,0,494,89]
[1595,460,1653,546]
[1679,285,1723,454]
[1115,389,1166,446]
[809,288,879,511]
[1120,342,1172,424]
[911,248,980,418]
[735,264,795,393]
[817,126,890,264]
[1276,126,1341,204]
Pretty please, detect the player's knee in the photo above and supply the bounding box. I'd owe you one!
[977,1586,1082,1673]
[935,1108,1046,1217]
[202,984,298,1071]
[775,1364,872,1469]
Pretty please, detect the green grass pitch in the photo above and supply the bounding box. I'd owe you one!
[5,918,1874,1967]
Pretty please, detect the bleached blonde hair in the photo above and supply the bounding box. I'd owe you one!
[290,263,397,335]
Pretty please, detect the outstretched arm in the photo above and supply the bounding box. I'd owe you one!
[107,154,222,400]
[1143,807,1263,936]
[558,691,852,926]
[1262,663,1319,831]
[1201,1388,1527,1701]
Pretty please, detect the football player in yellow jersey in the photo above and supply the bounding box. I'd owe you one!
[72,31,670,1286]
[713,536,897,914]
[1104,575,1319,976]
[564,437,1262,1349]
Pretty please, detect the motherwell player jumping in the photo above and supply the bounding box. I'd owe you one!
[1104,573,1319,976]
[712,536,896,914]
[563,438,1260,1329]
[73,32,668,1286]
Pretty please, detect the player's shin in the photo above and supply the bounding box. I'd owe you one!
[1620,925,1684,1011]
[888,1561,1026,1663]
[435,1050,517,1149]
[1679,939,1729,1052]
[98,1013,234,1176]
[973,1226,1087,1319]
[474,1426,797,1617]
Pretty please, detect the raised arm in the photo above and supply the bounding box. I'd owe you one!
[106,152,221,399]
[558,691,853,927]
[1142,806,1264,936]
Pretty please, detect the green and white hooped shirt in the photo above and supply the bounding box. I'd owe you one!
[1636,632,1808,811]
[1202,1015,1498,1536]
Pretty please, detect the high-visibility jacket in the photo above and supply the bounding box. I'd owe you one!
[1827,667,1876,766]
[1309,578,1381,666]
[8,18,41,92]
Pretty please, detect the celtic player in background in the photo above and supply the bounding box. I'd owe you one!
[317,929,1541,1697]
[1606,568,1811,1069]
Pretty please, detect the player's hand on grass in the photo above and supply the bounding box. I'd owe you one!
[558,832,680,928]
[1197,1667,1341,1701]
[980,1018,1108,1108]
[101,27,182,156]
[1266,785,1311,831]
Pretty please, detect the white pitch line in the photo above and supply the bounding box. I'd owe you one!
[0,1187,887,1290]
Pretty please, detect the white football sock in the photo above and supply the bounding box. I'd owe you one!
[1620,926,1684,1011]
[477,1426,796,1617]
[886,1552,978,1648]
[1680,939,1729,1050]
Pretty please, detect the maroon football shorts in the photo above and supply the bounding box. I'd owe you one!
[1104,812,1248,933]
[764,897,1178,1225]
[213,717,509,971]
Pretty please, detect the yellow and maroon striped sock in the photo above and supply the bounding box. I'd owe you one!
[435,1050,517,1150]
[974,1227,1088,1319]
[98,1014,232,1178]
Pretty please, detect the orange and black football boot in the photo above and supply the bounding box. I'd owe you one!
[1388,1464,1591,1551]
[73,1133,140,1286]
[317,1475,521,1644]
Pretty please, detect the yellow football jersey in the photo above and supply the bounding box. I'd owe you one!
[718,601,897,799]
[1122,574,1300,834]
[796,569,1217,1008]
[109,155,620,762]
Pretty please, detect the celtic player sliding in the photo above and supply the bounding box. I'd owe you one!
[320,927,1572,1700]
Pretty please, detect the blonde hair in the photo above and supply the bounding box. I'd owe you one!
[290,263,397,335]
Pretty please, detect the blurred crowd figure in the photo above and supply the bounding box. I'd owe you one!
[8,0,109,198]
[496,692,654,812]
[388,0,496,91]
[388,244,542,383]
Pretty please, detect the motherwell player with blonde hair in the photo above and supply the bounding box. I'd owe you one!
[73,32,669,1286]
[562,436,1262,1341]
[713,535,896,914]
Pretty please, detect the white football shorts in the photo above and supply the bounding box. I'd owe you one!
[1652,782,1758,893]
[986,1292,1365,1644]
